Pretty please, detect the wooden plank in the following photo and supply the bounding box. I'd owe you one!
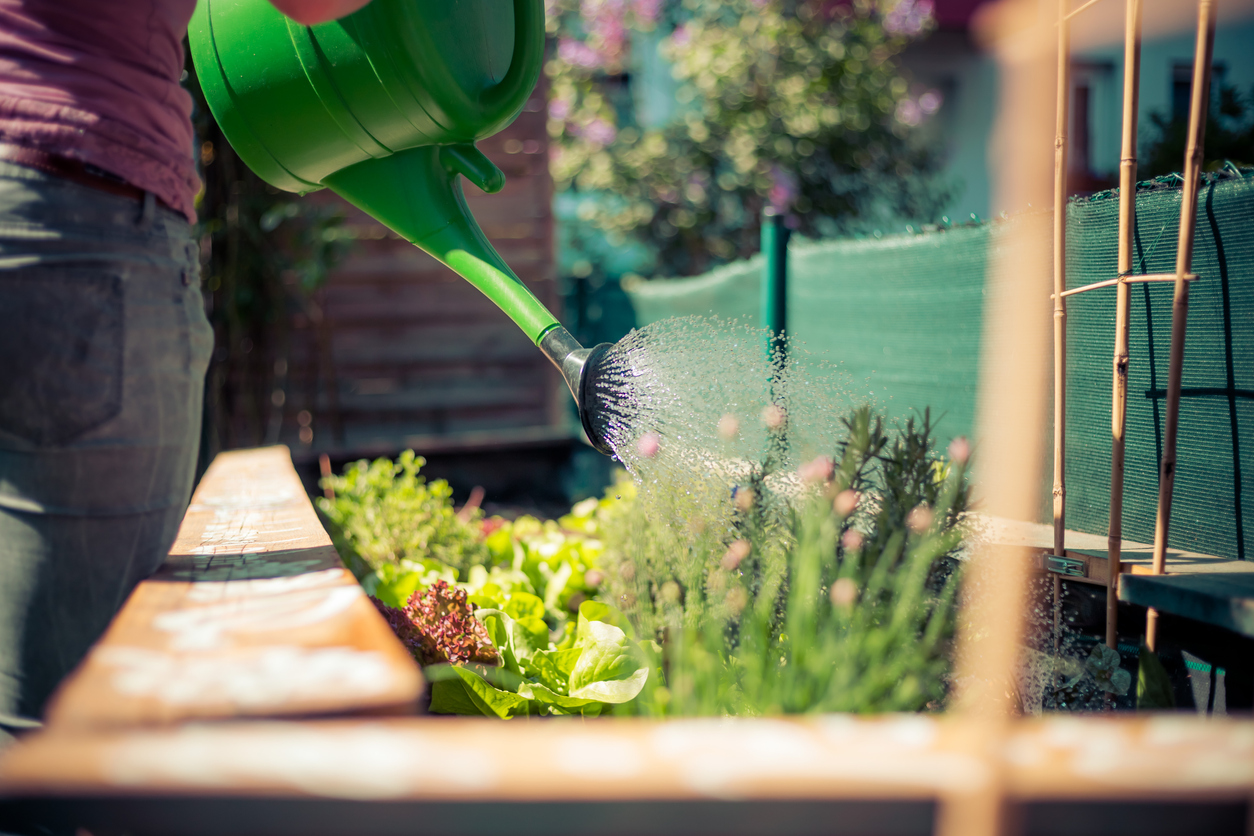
[979,514,1254,587]
[41,447,423,729]
[334,380,548,413]
[330,323,536,366]
[0,716,1251,836]
[1119,573,1254,638]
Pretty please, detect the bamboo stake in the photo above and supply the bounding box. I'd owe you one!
[1146,0,1216,652]
[1051,0,1070,650]
[1057,272,1197,297]
[1106,0,1142,652]
[1062,0,1104,22]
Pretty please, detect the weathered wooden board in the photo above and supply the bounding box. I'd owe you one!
[1120,574,1254,638]
[0,716,1250,836]
[41,447,423,729]
[979,515,1254,588]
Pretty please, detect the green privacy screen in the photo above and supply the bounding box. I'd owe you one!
[1065,174,1252,562]
[623,172,1251,560]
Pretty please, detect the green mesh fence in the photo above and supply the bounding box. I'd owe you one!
[626,226,989,444]
[1065,174,1253,562]
[621,172,1252,560]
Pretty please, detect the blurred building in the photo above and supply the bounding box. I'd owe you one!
[906,0,1254,224]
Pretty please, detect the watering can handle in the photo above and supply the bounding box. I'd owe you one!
[481,0,545,114]
[402,0,544,133]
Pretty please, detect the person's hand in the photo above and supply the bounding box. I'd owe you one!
[268,0,374,26]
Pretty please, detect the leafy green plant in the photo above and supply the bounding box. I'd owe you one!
[321,411,966,719]
[1141,84,1254,179]
[358,505,611,645]
[427,600,655,718]
[317,451,488,579]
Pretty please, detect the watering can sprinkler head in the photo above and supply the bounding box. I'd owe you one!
[539,328,615,456]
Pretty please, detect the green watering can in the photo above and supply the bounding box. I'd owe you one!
[189,0,615,453]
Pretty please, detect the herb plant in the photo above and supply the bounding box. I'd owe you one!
[317,451,488,579]
[603,407,969,715]
[321,408,968,719]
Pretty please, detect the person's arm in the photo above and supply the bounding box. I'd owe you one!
[268,0,373,26]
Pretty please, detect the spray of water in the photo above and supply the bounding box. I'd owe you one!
[589,315,863,481]
[587,316,1108,713]
[585,316,866,636]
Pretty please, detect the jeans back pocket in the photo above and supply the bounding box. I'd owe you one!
[0,268,123,446]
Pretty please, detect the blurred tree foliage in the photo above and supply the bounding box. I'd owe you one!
[1140,83,1254,179]
[186,49,353,462]
[546,0,950,276]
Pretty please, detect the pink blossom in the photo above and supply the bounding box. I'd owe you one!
[670,24,691,47]
[948,436,970,464]
[841,529,864,552]
[584,118,618,147]
[896,98,922,127]
[919,89,943,115]
[721,539,751,571]
[549,98,571,121]
[907,504,934,534]
[761,403,786,429]
[637,431,660,458]
[767,165,798,214]
[798,455,833,484]
[830,577,857,606]
[558,37,602,69]
[632,0,661,24]
[884,0,934,36]
[580,0,628,64]
[733,487,755,512]
[834,489,859,517]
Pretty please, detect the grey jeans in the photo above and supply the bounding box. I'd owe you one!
[0,160,212,745]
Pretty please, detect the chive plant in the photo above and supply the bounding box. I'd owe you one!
[606,407,970,716]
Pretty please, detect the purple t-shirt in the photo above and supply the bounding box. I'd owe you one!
[0,0,199,222]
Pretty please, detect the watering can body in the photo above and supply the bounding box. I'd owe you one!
[191,0,542,191]
[189,0,560,342]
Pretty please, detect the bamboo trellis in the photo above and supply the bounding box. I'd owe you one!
[1146,0,1217,651]
[1047,0,1215,655]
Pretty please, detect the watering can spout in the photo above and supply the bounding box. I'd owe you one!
[323,145,615,455]
[322,144,559,344]
[537,327,615,456]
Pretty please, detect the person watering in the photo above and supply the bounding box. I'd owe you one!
[0,0,371,748]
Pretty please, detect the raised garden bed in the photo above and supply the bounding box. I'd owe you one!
[2,447,1253,836]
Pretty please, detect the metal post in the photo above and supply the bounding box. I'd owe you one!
[1106,0,1142,652]
[1146,0,1216,652]
[761,209,790,360]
